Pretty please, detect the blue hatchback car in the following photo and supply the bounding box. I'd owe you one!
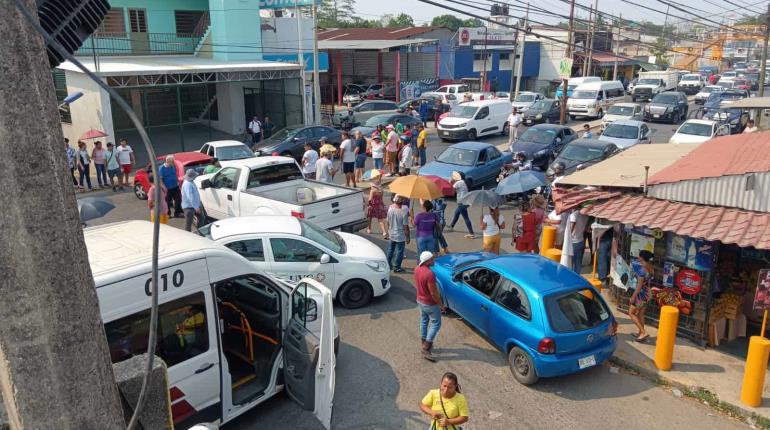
[432,253,617,385]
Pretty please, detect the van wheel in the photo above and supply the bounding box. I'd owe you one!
[508,346,539,385]
[501,122,509,136]
[338,279,373,308]
[134,183,147,200]
[569,115,576,120]
[467,129,477,141]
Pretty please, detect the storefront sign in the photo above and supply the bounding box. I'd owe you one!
[458,27,517,46]
[630,232,654,258]
[260,0,320,9]
[675,269,702,295]
[559,58,573,79]
[665,233,715,271]
[753,269,770,311]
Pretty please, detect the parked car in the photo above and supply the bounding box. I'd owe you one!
[510,124,577,170]
[732,78,752,91]
[430,253,617,385]
[703,89,749,114]
[133,151,214,200]
[418,142,513,189]
[196,157,367,232]
[643,92,689,124]
[421,92,460,110]
[437,100,512,141]
[511,92,545,111]
[676,73,705,95]
[253,125,342,160]
[694,85,723,104]
[549,139,619,175]
[600,102,642,131]
[342,83,366,105]
[350,113,422,137]
[668,119,730,144]
[521,99,561,125]
[201,216,390,309]
[199,140,255,162]
[598,120,651,150]
[332,100,400,127]
[567,81,626,119]
[702,106,749,134]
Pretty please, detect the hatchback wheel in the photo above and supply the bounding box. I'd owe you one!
[338,279,373,308]
[134,183,147,200]
[508,346,539,385]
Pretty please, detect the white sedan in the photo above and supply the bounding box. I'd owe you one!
[200,215,391,308]
[199,140,256,162]
[669,119,730,144]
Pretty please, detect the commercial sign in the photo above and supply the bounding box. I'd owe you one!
[400,78,439,100]
[665,233,715,271]
[753,269,770,311]
[458,27,517,47]
[675,269,702,295]
[259,0,320,9]
[559,58,573,79]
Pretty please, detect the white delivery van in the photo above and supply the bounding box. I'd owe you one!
[437,99,511,141]
[555,76,601,98]
[86,221,335,430]
[434,84,471,95]
[567,81,625,119]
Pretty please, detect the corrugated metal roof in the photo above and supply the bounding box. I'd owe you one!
[648,172,770,212]
[317,27,445,41]
[318,38,437,50]
[581,194,770,249]
[552,187,622,214]
[558,143,700,188]
[722,96,770,109]
[649,131,770,184]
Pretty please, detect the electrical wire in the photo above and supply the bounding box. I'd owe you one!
[10,1,162,429]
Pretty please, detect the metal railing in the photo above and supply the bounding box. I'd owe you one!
[76,32,203,56]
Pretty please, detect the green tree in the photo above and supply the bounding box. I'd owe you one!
[652,36,669,66]
[431,14,464,31]
[462,18,483,28]
[387,13,415,27]
[317,0,357,27]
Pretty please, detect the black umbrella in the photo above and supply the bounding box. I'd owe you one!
[457,189,502,208]
[77,197,115,222]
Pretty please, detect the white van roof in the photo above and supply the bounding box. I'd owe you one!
[568,76,601,84]
[85,221,230,278]
[574,80,623,91]
[457,99,511,108]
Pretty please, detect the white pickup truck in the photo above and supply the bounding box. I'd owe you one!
[195,157,367,232]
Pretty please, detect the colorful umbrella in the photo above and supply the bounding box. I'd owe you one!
[362,169,385,181]
[388,175,443,200]
[495,170,547,195]
[458,189,502,208]
[79,128,109,140]
[320,143,337,154]
[424,175,455,196]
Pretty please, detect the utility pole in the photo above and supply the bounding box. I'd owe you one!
[0,1,125,428]
[312,2,322,124]
[514,3,529,99]
[561,0,576,124]
[586,0,598,76]
[613,18,620,80]
[295,3,308,125]
[757,3,770,126]
[509,29,518,97]
[583,5,593,76]
[482,25,489,91]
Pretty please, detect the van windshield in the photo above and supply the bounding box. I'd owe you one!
[572,90,598,99]
[638,79,661,85]
[449,105,478,119]
[514,94,536,102]
[300,219,345,254]
[545,288,611,333]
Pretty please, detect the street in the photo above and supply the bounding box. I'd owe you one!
[87,187,747,430]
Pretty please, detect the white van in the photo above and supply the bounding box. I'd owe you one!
[86,221,335,430]
[567,81,626,119]
[437,99,511,141]
[555,76,601,98]
[434,84,471,95]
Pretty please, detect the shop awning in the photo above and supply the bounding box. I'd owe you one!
[552,187,622,214]
[581,194,770,249]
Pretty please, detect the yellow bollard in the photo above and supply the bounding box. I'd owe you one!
[544,248,562,263]
[589,278,602,292]
[740,336,770,407]
[654,306,679,371]
[540,226,557,256]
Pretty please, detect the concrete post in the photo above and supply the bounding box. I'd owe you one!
[0,1,125,428]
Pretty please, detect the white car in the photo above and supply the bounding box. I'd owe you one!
[511,91,545,111]
[598,120,651,149]
[199,140,255,161]
[694,85,723,104]
[200,216,391,309]
[669,119,730,144]
[600,102,642,131]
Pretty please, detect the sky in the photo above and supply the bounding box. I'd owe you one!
[353,0,765,27]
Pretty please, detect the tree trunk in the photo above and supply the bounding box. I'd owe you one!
[0,1,125,428]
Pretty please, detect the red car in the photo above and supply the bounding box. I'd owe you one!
[733,78,751,91]
[133,152,214,200]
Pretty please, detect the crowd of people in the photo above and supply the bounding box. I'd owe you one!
[66,138,135,192]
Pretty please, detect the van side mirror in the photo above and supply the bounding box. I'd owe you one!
[201,179,212,189]
[320,254,331,264]
[305,298,318,322]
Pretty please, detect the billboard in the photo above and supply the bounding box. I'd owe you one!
[458,27,517,47]
[399,78,439,100]
[260,0,320,9]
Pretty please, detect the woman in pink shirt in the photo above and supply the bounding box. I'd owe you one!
[385,124,399,176]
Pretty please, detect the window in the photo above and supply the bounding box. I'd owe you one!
[375,102,397,110]
[271,238,324,262]
[212,167,240,190]
[200,144,210,154]
[313,127,333,138]
[475,107,489,119]
[495,278,531,319]
[246,163,304,188]
[499,53,510,61]
[545,289,611,333]
[128,8,147,33]
[98,8,126,36]
[175,10,205,36]
[51,70,71,124]
[356,103,374,112]
[295,128,313,139]
[487,147,501,160]
[461,267,500,297]
[225,239,265,261]
[105,293,209,367]
[292,283,318,327]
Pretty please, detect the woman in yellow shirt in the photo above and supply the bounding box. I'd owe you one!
[419,372,469,429]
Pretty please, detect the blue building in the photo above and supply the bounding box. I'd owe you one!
[453,41,541,92]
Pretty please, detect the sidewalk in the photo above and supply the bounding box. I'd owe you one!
[608,301,770,422]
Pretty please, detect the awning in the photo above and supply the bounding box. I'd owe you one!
[552,187,622,214]
[318,38,437,50]
[581,194,770,249]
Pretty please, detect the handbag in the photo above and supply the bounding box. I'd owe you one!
[435,392,461,430]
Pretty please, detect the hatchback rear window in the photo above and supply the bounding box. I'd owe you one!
[545,289,610,333]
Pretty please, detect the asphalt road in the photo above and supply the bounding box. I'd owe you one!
[85,191,748,430]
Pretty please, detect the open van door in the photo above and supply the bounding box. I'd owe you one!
[283,280,336,429]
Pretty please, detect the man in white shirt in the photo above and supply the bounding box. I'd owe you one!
[301,142,319,180]
[569,210,589,273]
[248,116,262,145]
[115,138,135,191]
[315,151,336,183]
[744,119,758,133]
[338,131,357,187]
[508,107,522,147]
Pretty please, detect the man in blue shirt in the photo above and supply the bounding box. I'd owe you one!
[181,169,203,232]
[158,155,183,217]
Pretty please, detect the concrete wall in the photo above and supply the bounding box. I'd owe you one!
[60,71,114,151]
[210,81,250,135]
[408,28,456,80]
[529,29,569,90]
[209,0,263,61]
[261,16,313,53]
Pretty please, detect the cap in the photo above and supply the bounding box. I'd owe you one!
[372,135,382,140]
[386,124,394,130]
[419,251,434,266]
[184,169,198,180]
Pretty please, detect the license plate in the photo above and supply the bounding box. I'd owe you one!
[578,355,596,369]
[442,131,450,136]
[653,114,660,118]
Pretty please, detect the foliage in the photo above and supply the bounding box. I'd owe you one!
[430,14,483,31]
[386,13,414,28]
[317,0,358,28]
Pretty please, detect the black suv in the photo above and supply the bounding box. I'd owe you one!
[643,91,688,124]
